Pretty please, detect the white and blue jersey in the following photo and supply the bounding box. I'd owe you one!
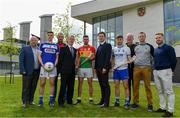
[112,45,131,70]
[39,42,59,64]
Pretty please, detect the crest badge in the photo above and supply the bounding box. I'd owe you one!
[138,7,146,16]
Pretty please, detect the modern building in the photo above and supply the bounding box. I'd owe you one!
[71,0,180,82]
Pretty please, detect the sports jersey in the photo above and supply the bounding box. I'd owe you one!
[77,45,95,68]
[39,42,59,64]
[112,45,131,70]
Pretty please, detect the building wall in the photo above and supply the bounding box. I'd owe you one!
[123,0,164,46]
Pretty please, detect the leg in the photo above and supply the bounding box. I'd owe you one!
[67,74,75,104]
[58,73,67,105]
[153,70,166,110]
[133,67,141,104]
[87,77,93,98]
[142,67,153,105]
[123,79,130,100]
[114,80,120,98]
[77,77,84,98]
[22,75,31,105]
[54,68,60,100]
[29,70,39,103]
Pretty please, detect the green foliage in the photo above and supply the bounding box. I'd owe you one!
[53,2,83,44]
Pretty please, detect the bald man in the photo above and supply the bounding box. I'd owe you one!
[19,36,40,107]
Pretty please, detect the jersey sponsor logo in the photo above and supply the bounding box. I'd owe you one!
[42,44,58,50]
[44,48,56,54]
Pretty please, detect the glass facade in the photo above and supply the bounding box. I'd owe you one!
[164,0,180,46]
[92,12,123,47]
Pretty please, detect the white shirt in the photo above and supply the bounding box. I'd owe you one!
[113,45,131,70]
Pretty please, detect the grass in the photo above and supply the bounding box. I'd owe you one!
[0,76,180,117]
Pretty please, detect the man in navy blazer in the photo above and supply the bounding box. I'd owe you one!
[19,36,40,107]
[95,32,112,107]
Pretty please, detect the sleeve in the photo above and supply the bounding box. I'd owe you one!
[19,47,25,74]
[103,44,112,69]
[92,46,96,53]
[147,43,154,57]
[126,47,131,56]
[112,48,115,57]
[168,46,177,72]
[39,43,43,53]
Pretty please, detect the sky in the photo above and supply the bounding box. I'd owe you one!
[0,0,92,44]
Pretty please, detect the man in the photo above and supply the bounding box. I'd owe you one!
[132,32,154,112]
[95,32,112,108]
[19,36,40,107]
[75,35,95,104]
[153,33,177,117]
[54,32,66,101]
[126,33,136,103]
[58,35,77,106]
[38,31,59,107]
[112,35,134,109]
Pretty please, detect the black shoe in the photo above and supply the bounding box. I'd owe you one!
[100,104,108,108]
[59,104,65,107]
[131,103,139,109]
[147,104,153,112]
[162,111,173,117]
[155,108,166,113]
[96,101,104,105]
[114,102,120,107]
[89,99,94,104]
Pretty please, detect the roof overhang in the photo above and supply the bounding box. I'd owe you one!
[71,0,160,24]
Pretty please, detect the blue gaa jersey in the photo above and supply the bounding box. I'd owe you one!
[113,45,131,70]
[39,42,59,64]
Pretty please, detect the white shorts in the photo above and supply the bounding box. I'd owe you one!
[40,67,57,78]
[78,68,93,78]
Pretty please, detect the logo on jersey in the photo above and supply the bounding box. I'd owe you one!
[45,48,56,54]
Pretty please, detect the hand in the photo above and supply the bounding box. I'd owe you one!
[102,68,106,74]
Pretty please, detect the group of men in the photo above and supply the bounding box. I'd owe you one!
[19,31,177,117]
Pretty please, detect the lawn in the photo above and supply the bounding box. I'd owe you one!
[0,76,180,117]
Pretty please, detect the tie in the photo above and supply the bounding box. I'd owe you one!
[70,47,74,57]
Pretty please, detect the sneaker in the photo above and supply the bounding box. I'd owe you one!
[114,102,120,107]
[124,103,129,109]
[49,102,55,107]
[147,104,153,112]
[155,108,166,113]
[74,99,81,105]
[131,103,139,109]
[162,111,173,117]
[38,101,43,107]
[22,104,27,108]
[89,99,94,104]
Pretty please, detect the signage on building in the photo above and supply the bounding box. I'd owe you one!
[138,7,146,16]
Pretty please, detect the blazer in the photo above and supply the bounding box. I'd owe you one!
[19,46,40,75]
[95,42,112,70]
[59,45,77,74]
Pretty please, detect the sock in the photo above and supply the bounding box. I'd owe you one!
[125,97,130,104]
[50,95,54,103]
[89,98,93,101]
[39,96,43,104]
[115,97,120,103]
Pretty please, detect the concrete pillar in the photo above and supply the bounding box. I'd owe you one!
[84,21,86,35]
[3,27,13,40]
[39,14,54,42]
[19,21,32,43]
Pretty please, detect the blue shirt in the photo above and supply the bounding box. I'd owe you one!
[39,42,59,64]
[154,44,177,71]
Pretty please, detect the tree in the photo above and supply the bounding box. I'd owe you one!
[53,2,83,44]
[0,24,19,81]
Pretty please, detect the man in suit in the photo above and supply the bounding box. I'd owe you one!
[19,36,40,107]
[54,32,66,101]
[95,32,112,108]
[58,35,77,106]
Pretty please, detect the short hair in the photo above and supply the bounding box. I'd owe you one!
[139,32,146,36]
[116,35,123,39]
[83,35,89,38]
[98,32,106,37]
[155,33,164,36]
[47,31,54,34]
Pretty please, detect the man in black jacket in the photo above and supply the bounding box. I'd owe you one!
[58,35,77,106]
[95,32,112,107]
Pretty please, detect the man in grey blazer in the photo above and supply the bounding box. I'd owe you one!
[19,36,40,107]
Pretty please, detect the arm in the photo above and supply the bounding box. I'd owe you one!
[38,51,44,68]
[19,47,26,74]
[55,52,59,67]
[168,47,177,72]
[75,51,80,68]
[103,44,112,72]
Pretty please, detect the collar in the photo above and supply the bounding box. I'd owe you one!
[116,44,124,48]
[139,42,146,45]
[158,43,165,48]
[68,44,73,48]
[100,41,106,45]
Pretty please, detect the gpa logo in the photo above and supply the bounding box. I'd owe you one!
[137,7,146,17]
